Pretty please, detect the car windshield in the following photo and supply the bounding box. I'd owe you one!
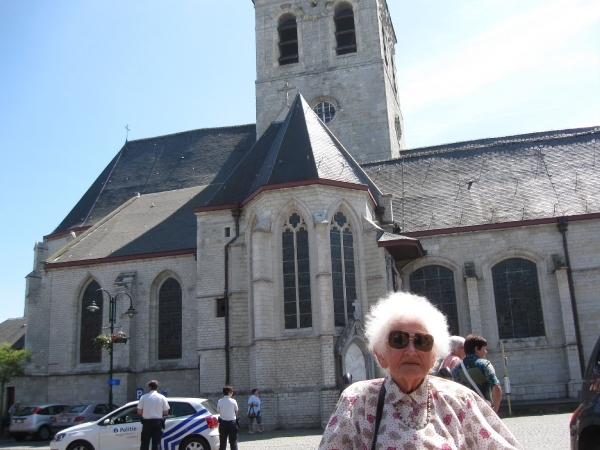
[14,407,35,416]
[68,405,89,413]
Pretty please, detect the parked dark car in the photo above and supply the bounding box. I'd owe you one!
[51,403,118,434]
[570,334,600,449]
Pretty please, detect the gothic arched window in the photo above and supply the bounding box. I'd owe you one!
[278,15,299,65]
[282,213,312,329]
[334,4,357,55]
[410,266,459,335]
[80,281,103,363]
[330,212,357,326]
[158,278,182,359]
[492,258,545,339]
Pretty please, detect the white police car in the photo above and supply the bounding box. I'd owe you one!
[51,397,219,450]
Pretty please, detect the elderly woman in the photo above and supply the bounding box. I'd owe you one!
[441,335,466,371]
[319,292,522,450]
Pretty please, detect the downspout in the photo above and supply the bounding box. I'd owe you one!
[557,216,586,377]
[224,203,242,384]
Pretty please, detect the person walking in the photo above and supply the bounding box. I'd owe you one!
[137,380,170,450]
[247,389,262,434]
[452,333,502,412]
[217,386,239,450]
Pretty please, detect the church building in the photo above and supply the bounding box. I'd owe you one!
[17,0,600,429]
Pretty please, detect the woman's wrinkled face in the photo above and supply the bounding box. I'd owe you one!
[375,318,436,392]
[455,342,466,359]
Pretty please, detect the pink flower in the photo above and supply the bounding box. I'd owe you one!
[458,409,466,422]
[392,412,401,420]
[467,399,473,409]
[348,396,356,405]
[412,407,420,416]
[386,447,397,450]
[443,414,452,425]
[442,444,452,450]
[479,428,491,439]
[328,416,338,426]
[367,414,375,423]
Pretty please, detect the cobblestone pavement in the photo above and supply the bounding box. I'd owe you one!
[0,413,572,450]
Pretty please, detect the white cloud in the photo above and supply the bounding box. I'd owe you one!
[400,0,600,112]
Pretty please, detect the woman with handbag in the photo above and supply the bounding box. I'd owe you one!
[247,389,262,434]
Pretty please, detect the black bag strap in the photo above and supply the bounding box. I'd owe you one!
[371,381,386,450]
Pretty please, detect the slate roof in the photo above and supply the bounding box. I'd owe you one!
[362,127,600,233]
[53,124,256,234]
[48,186,205,264]
[196,94,382,209]
[0,317,27,349]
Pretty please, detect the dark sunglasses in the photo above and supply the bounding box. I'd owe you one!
[388,331,434,352]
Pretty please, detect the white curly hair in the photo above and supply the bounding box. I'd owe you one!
[365,292,451,365]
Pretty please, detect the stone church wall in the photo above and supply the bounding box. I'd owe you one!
[403,217,600,401]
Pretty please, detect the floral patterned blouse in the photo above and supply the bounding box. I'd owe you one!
[319,375,523,450]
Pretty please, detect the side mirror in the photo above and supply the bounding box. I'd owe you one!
[103,419,111,425]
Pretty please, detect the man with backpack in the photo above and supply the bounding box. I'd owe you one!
[452,334,502,413]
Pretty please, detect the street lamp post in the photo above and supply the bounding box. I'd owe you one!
[87,289,136,407]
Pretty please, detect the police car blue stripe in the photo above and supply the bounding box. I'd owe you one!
[161,409,211,450]
[162,408,208,439]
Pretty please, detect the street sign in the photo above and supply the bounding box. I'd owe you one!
[108,378,120,386]
[136,388,144,400]
[161,390,168,397]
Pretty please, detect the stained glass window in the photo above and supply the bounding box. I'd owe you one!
[282,213,312,329]
[410,266,459,335]
[158,278,182,359]
[492,258,545,339]
[331,212,357,326]
[80,281,103,363]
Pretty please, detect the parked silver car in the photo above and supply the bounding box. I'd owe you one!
[10,404,70,440]
[51,403,118,434]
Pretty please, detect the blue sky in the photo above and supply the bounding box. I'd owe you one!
[0,0,599,324]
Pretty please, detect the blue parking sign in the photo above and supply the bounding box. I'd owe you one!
[136,388,144,400]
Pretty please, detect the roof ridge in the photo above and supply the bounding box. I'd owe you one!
[361,126,600,167]
[128,123,256,144]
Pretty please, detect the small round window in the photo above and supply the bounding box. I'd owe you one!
[313,101,336,124]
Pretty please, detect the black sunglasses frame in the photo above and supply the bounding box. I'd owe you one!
[388,330,434,352]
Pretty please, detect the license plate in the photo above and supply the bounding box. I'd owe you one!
[61,418,70,423]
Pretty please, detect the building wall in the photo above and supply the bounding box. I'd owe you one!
[254,0,402,162]
[401,217,600,401]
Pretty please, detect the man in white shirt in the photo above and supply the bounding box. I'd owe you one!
[137,380,169,450]
[217,386,238,450]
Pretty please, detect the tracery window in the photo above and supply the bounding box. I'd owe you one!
[282,213,312,329]
[334,4,357,55]
[80,281,103,363]
[331,212,357,326]
[158,277,182,359]
[278,15,299,65]
[409,266,459,335]
[492,258,545,339]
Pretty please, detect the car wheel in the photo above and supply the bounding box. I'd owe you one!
[12,434,26,441]
[36,425,51,440]
[180,436,210,450]
[67,441,95,450]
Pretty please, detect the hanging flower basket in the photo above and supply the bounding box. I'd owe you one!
[93,332,129,350]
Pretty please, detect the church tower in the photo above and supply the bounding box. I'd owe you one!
[254,0,404,163]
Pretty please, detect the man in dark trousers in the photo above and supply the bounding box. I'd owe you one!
[137,380,170,450]
[217,386,239,450]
